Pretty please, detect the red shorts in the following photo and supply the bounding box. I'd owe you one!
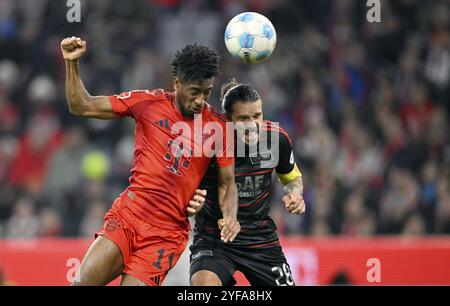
[95,197,189,286]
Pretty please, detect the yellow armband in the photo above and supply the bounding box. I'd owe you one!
[277,163,302,185]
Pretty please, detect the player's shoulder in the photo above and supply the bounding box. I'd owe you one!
[115,89,170,101]
[203,103,228,123]
[150,88,174,100]
[262,120,292,145]
[144,88,173,103]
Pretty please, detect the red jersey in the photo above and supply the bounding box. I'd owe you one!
[109,89,234,231]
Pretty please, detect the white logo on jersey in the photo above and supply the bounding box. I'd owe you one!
[290,151,294,164]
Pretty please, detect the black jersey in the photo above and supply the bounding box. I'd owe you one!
[194,121,296,247]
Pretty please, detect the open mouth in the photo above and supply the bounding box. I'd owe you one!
[191,106,202,113]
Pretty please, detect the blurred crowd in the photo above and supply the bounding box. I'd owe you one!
[0,0,448,239]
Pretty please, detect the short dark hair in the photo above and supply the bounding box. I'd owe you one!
[221,78,261,114]
[171,44,219,83]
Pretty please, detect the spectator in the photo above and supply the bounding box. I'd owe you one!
[379,168,420,234]
[5,197,40,239]
[39,207,63,237]
[341,192,376,236]
[79,200,107,238]
[8,111,64,197]
[435,178,450,234]
[402,214,427,237]
[45,125,90,214]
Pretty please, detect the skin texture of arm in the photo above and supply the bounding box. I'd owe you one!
[61,36,115,119]
[282,176,306,215]
[216,164,240,243]
[283,176,304,195]
[65,60,115,119]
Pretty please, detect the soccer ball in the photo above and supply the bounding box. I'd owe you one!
[224,12,277,64]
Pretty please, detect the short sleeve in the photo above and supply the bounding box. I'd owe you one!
[275,128,296,174]
[275,128,302,184]
[109,89,159,120]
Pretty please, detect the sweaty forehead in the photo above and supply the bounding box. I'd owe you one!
[233,100,262,116]
[186,78,214,89]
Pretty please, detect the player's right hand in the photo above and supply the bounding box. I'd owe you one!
[218,218,240,243]
[61,36,87,61]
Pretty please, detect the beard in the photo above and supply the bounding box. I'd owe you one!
[236,124,259,145]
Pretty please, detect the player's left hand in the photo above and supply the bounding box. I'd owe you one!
[218,218,240,243]
[187,189,207,217]
[282,192,306,215]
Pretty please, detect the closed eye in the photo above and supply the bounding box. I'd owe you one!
[253,113,262,119]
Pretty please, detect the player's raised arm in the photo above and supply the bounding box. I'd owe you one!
[61,36,115,119]
[216,164,240,243]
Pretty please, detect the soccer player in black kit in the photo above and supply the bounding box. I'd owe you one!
[189,79,306,286]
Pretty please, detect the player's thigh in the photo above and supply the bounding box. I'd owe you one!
[239,245,295,286]
[190,270,222,286]
[120,274,147,286]
[190,244,236,286]
[73,235,124,286]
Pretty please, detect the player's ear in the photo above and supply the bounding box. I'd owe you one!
[173,76,179,91]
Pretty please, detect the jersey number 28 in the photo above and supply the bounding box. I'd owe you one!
[271,263,295,286]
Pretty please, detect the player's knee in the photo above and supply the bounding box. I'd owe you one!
[191,270,222,286]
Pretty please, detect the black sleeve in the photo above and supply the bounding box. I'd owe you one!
[275,131,295,174]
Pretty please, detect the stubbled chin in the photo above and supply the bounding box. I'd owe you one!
[243,134,259,145]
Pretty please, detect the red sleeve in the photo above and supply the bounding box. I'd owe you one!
[109,89,158,120]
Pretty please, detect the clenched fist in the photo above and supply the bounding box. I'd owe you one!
[282,192,306,215]
[61,36,87,61]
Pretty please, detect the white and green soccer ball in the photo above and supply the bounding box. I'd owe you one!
[224,12,277,64]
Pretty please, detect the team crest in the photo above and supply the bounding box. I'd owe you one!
[105,218,120,232]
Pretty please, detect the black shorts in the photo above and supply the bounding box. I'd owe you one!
[189,239,295,286]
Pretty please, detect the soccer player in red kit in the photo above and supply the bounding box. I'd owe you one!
[61,36,240,286]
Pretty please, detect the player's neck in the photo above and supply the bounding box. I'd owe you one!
[173,93,188,118]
